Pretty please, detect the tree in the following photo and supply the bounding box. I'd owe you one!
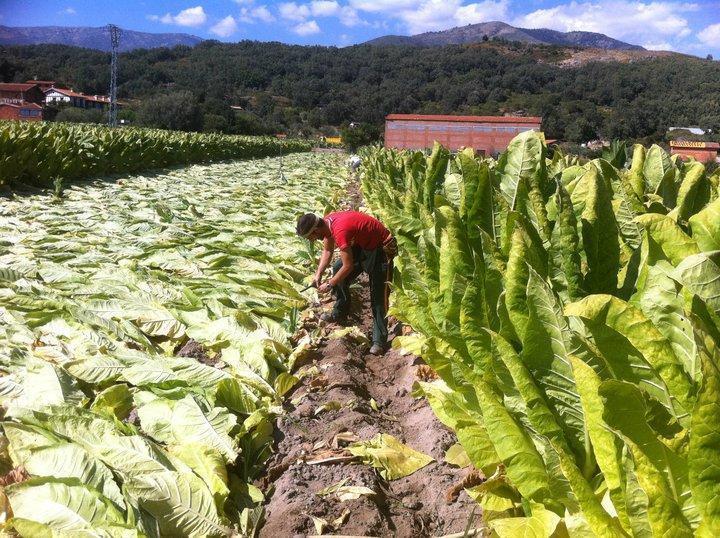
[341,122,381,151]
[54,106,104,124]
[202,114,229,133]
[136,91,202,132]
[707,54,714,61]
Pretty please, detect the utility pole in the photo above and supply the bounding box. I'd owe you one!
[108,24,120,127]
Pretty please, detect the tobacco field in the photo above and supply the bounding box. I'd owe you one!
[362,132,720,536]
[0,152,344,536]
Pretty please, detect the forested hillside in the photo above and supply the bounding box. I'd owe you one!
[2,40,719,142]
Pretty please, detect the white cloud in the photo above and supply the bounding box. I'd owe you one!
[349,0,420,12]
[308,0,363,26]
[233,0,255,4]
[513,1,696,46]
[149,6,208,27]
[644,41,673,50]
[311,0,341,16]
[210,15,239,37]
[238,4,276,23]
[348,0,507,33]
[294,19,321,34]
[64,7,76,14]
[698,23,720,46]
[251,6,276,22]
[279,2,311,21]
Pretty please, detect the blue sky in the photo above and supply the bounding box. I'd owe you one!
[2,0,720,56]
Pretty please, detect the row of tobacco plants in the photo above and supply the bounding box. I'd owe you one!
[0,121,311,189]
[362,132,720,537]
[0,153,343,536]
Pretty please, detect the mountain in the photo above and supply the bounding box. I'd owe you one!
[364,21,643,51]
[0,26,203,52]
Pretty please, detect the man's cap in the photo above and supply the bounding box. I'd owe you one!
[296,213,320,238]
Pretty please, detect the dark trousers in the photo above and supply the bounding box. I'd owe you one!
[331,246,388,346]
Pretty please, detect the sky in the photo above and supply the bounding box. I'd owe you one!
[2,0,720,57]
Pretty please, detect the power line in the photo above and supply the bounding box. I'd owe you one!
[108,24,120,127]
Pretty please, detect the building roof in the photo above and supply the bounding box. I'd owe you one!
[45,86,110,102]
[385,113,542,124]
[670,140,720,150]
[45,87,85,98]
[0,83,40,92]
[0,101,43,109]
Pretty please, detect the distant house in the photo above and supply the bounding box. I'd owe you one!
[0,83,45,106]
[0,102,43,121]
[384,114,542,155]
[670,140,719,163]
[44,87,112,109]
[26,80,57,92]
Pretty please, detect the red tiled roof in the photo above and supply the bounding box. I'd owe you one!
[45,87,111,102]
[386,113,542,124]
[0,101,42,109]
[0,83,40,92]
[45,87,85,98]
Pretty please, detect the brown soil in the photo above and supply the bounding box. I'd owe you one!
[257,280,479,537]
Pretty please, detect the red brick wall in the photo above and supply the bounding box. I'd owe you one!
[0,106,43,121]
[384,119,542,154]
[671,148,718,163]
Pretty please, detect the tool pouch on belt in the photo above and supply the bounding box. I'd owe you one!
[382,236,398,259]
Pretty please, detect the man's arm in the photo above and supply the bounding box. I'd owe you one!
[313,235,335,286]
[328,248,353,287]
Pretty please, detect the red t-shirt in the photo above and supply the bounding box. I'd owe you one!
[325,211,390,251]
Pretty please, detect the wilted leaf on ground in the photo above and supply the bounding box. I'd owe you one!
[348,433,434,480]
[329,326,370,346]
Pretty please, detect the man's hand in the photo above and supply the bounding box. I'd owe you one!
[311,276,322,288]
[318,281,333,294]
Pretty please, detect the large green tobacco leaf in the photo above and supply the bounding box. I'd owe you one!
[7,478,126,533]
[125,470,228,537]
[672,251,720,312]
[491,332,626,537]
[474,377,552,501]
[688,313,720,536]
[498,130,544,210]
[571,357,635,535]
[689,197,720,251]
[489,503,561,537]
[580,166,620,294]
[673,161,709,224]
[522,270,585,457]
[565,295,694,424]
[635,214,699,266]
[600,381,695,536]
[643,144,676,203]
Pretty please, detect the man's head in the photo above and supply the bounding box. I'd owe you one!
[296,213,324,240]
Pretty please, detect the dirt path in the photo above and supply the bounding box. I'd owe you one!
[257,279,479,537]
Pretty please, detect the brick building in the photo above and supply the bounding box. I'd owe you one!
[670,140,720,163]
[0,83,45,106]
[384,114,542,155]
[0,102,43,121]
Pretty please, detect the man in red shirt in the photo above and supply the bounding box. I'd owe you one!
[296,210,394,355]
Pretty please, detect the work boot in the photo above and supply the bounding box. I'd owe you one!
[369,343,384,356]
